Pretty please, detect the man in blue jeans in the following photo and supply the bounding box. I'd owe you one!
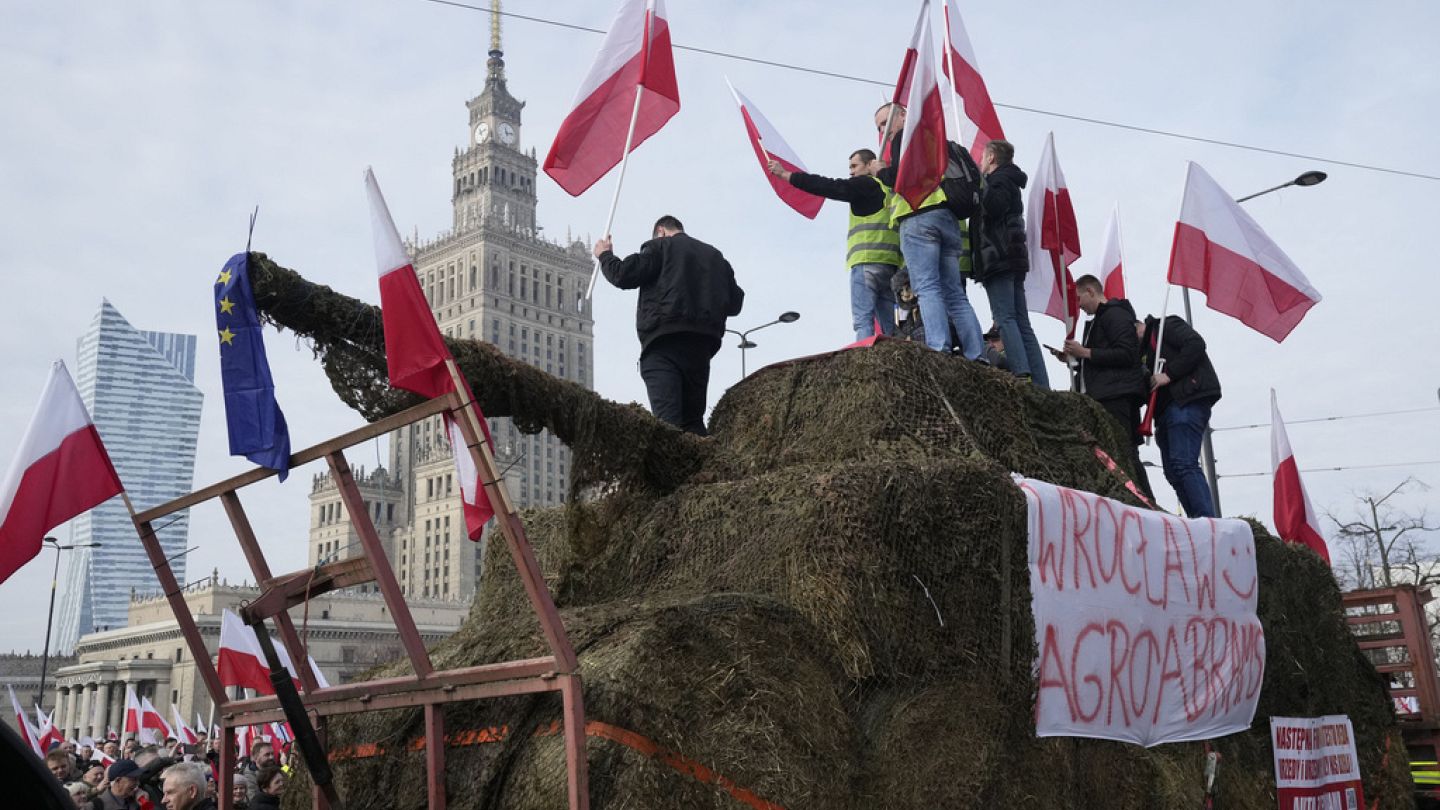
[973,139,1049,386]
[873,103,984,358]
[1139,314,1222,518]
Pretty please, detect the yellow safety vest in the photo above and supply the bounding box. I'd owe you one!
[890,184,972,276]
[846,177,903,269]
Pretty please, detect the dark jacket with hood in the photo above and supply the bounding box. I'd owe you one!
[973,162,1029,281]
[599,232,745,355]
[1079,298,1147,402]
[1141,315,1222,411]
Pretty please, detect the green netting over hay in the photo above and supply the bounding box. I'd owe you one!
[252,256,1411,809]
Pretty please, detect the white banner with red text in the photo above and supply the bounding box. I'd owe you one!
[1271,715,1364,810]
[1017,475,1266,747]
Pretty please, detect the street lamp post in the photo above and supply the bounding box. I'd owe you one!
[725,311,801,378]
[36,536,101,708]
[1184,170,1327,516]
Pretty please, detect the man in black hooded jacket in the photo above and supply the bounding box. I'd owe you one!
[1138,313,1222,518]
[974,140,1048,385]
[1061,275,1151,497]
[596,215,745,436]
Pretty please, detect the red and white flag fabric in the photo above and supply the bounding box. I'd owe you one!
[140,696,170,743]
[543,0,679,196]
[939,0,1006,162]
[9,685,41,756]
[882,2,929,164]
[894,9,947,210]
[217,609,330,696]
[195,713,208,735]
[122,685,142,741]
[171,705,198,745]
[1025,132,1081,338]
[94,751,115,768]
[367,169,496,536]
[235,724,255,758]
[0,361,122,586]
[1096,204,1127,300]
[1271,391,1330,563]
[35,704,65,752]
[1169,162,1321,342]
[725,81,823,220]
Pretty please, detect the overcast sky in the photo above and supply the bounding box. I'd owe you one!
[2,0,1438,653]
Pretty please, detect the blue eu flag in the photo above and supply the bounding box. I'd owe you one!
[215,252,291,480]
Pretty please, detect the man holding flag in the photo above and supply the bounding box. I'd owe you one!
[1138,313,1222,518]
[767,150,901,340]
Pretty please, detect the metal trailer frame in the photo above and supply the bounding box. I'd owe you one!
[125,392,589,810]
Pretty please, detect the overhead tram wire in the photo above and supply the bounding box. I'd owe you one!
[1217,459,1440,479]
[1212,405,1440,433]
[416,0,1440,184]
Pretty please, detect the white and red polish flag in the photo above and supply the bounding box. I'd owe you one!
[725,80,823,220]
[235,724,255,758]
[1169,162,1321,342]
[9,685,41,756]
[1096,204,1127,300]
[894,9,948,211]
[366,169,495,536]
[543,0,680,196]
[35,704,65,752]
[171,705,198,745]
[0,361,122,586]
[122,685,142,740]
[1025,132,1081,338]
[939,0,1006,162]
[195,713,207,735]
[139,696,170,743]
[1271,391,1330,563]
[217,609,330,695]
[883,1,930,165]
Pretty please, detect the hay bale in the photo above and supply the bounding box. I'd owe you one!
[255,260,1409,809]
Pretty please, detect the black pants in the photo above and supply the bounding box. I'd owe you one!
[640,334,719,436]
[1096,395,1154,500]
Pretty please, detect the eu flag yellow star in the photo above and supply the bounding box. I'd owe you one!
[216,269,233,286]
[218,296,235,315]
[219,327,236,346]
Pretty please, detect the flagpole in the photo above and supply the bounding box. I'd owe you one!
[939,1,966,156]
[585,82,648,301]
[1139,284,1172,441]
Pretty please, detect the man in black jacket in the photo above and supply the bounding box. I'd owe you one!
[1138,314,1222,518]
[1060,275,1151,498]
[596,216,745,436]
[975,139,1049,386]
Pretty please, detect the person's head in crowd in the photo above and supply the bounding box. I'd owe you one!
[83,764,106,787]
[103,740,120,758]
[256,763,286,797]
[651,215,684,240]
[1074,274,1108,316]
[107,759,143,799]
[232,771,259,808]
[79,743,93,761]
[848,148,878,178]
[46,748,74,781]
[63,781,90,807]
[979,138,1015,175]
[873,102,906,143]
[122,738,139,756]
[160,761,208,810]
[61,740,76,754]
[984,325,1004,350]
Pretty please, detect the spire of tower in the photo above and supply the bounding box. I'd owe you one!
[486,1,505,83]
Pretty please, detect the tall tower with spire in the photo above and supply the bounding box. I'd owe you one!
[305,2,594,603]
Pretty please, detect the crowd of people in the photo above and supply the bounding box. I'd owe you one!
[40,734,290,810]
[592,101,1222,518]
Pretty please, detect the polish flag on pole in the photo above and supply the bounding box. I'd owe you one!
[1096,204,1127,300]
[123,685,142,741]
[1025,132,1081,338]
[881,2,929,164]
[195,713,208,736]
[367,169,496,536]
[0,361,123,586]
[725,80,823,220]
[8,685,42,756]
[894,8,947,210]
[543,0,679,197]
[217,609,330,695]
[235,724,254,759]
[1168,162,1321,342]
[140,696,170,743]
[171,705,198,745]
[1271,391,1330,563]
[939,0,1006,162]
[35,705,65,752]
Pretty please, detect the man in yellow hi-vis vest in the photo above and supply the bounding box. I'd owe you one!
[872,102,984,358]
[768,150,901,340]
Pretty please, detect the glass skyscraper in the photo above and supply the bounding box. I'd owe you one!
[53,300,203,653]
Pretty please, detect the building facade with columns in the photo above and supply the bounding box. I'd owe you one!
[49,575,467,740]
[307,12,594,604]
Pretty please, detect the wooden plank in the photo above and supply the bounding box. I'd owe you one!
[136,398,453,523]
[426,704,447,810]
[223,675,563,725]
